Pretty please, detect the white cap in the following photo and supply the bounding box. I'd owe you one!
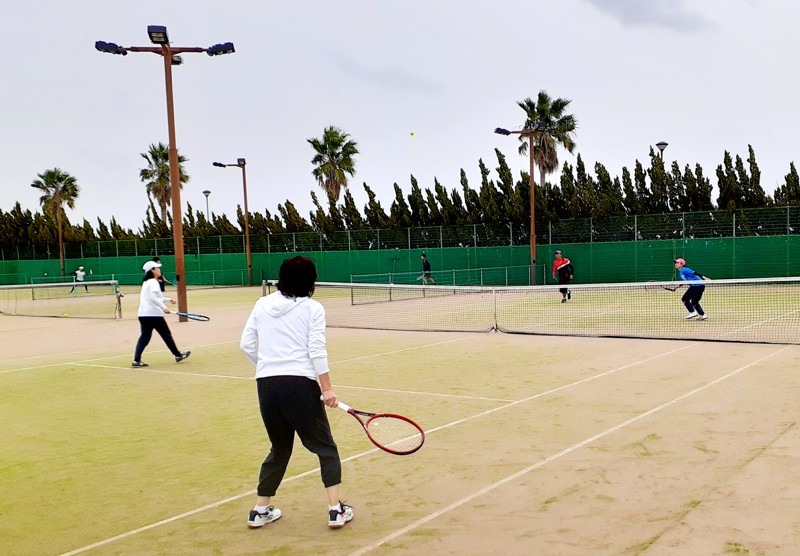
[142,261,162,272]
[78,266,84,270]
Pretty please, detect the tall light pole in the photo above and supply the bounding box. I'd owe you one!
[656,141,668,159]
[213,158,253,286]
[96,27,235,321]
[495,123,549,278]
[202,190,211,219]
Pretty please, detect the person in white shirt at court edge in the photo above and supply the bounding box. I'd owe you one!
[240,255,353,530]
[131,260,190,368]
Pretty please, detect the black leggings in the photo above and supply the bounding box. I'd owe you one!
[134,316,181,361]
[681,286,705,315]
[256,376,342,497]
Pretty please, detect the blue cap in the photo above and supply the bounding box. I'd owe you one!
[554,250,562,254]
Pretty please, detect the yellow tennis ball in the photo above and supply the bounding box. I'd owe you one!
[63,313,69,317]
[410,131,414,136]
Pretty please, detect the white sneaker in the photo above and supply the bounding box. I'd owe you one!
[685,312,699,319]
[247,506,282,528]
[698,314,708,320]
[328,502,354,528]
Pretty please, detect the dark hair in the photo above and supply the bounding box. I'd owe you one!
[152,256,161,263]
[277,256,317,297]
[142,269,156,283]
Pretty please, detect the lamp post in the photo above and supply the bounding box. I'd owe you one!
[202,190,211,219]
[495,123,549,279]
[96,27,234,321]
[213,158,253,286]
[656,141,668,159]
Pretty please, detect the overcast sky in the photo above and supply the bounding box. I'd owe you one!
[2,0,796,231]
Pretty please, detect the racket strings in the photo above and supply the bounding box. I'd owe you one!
[366,415,424,452]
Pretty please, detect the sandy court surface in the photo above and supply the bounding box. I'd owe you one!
[1,292,798,555]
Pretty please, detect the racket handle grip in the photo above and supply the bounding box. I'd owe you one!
[318,395,351,413]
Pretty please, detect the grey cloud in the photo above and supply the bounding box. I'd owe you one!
[584,0,711,31]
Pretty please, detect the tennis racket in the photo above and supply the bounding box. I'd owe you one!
[415,274,424,281]
[331,400,425,455]
[646,281,680,292]
[174,312,210,321]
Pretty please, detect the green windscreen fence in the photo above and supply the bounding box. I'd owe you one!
[1,236,798,286]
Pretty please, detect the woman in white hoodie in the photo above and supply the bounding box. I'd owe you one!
[240,256,353,529]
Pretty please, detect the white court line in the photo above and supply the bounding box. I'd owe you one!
[73,363,509,403]
[348,345,791,556]
[0,337,470,376]
[56,342,692,556]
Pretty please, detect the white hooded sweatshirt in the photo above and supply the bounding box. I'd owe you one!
[240,291,329,380]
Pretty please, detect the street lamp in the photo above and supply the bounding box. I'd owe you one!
[96,26,235,321]
[494,123,550,277]
[213,158,253,286]
[202,190,211,219]
[656,141,668,159]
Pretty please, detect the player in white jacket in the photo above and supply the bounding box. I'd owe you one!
[240,256,353,529]
[131,260,190,367]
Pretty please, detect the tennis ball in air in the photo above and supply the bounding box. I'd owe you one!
[410,131,415,136]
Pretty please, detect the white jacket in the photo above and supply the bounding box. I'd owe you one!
[137,278,172,317]
[240,291,329,380]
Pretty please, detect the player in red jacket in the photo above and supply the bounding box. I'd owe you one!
[551,250,574,303]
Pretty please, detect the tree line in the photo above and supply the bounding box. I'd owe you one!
[4,90,800,258]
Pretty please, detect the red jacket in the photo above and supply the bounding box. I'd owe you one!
[552,257,571,275]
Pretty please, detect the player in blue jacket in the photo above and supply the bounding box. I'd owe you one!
[674,258,710,320]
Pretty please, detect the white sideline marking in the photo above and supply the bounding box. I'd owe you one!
[56,343,692,555]
[73,364,510,402]
[0,337,469,376]
[348,346,790,556]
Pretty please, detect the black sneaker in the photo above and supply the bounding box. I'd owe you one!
[131,361,149,368]
[561,298,566,304]
[328,502,354,528]
[247,506,282,528]
[175,351,191,363]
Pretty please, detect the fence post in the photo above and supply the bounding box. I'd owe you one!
[407,228,411,250]
[348,230,351,251]
[293,233,296,252]
[473,224,477,247]
[377,229,380,250]
[440,226,443,249]
[590,218,593,243]
[196,237,200,255]
[267,233,271,254]
[548,221,552,246]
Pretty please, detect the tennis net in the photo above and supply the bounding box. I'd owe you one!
[0,280,123,319]
[263,278,800,344]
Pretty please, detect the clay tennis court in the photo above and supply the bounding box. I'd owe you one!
[1,286,798,555]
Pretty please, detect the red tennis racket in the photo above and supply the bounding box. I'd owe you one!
[332,401,425,455]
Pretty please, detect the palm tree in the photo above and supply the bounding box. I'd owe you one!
[517,91,578,191]
[139,142,189,222]
[31,168,80,277]
[307,126,359,201]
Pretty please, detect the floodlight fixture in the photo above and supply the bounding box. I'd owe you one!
[236,158,246,166]
[494,127,511,136]
[95,41,128,55]
[212,161,226,167]
[147,25,169,45]
[207,42,235,56]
